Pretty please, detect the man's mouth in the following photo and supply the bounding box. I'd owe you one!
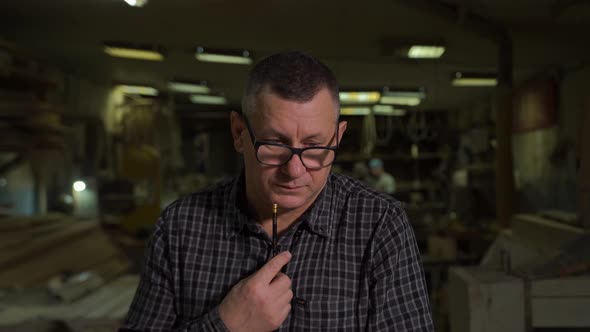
[276,183,303,190]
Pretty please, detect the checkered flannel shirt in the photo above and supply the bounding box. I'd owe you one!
[120,172,433,331]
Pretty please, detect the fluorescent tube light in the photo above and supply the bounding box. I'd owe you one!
[373,105,406,116]
[116,85,158,96]
[380,89,425,106]
[452,72,497,87]
[452,78,497,86]
[379,96,421,106]
[407,45,445,59]
[339,91,381,104]
[123,0,148,7]
[169,81,210,94]
[190,94,228,105]
[195,47,253,65]
[340,107,371,116]
[104,46,163,61]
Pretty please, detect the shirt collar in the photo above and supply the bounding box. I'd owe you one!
[223,172,336,239]
[297,176,334,238]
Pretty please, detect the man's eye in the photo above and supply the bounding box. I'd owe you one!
[262,139,283,144]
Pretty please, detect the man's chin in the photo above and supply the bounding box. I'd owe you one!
[270,194,309,211]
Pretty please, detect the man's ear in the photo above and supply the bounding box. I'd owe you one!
[230,111,246,153]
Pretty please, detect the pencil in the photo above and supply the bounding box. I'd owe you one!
[272,203,278,257]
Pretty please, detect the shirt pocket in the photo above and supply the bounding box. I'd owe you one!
[291,297,359,331]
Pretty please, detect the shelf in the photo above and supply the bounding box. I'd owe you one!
[0,102,62,118]
[336,152,447,163]
[465,163,494,172]
[0,66,57,91]
[404,201,447,210]
[396,180,438,192]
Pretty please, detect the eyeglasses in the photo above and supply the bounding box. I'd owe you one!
[242,115,340,169]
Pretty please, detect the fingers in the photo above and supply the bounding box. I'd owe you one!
[253,251,292,284]
[276,286,294,306]
[277,301,292,325]
[270,272,292,292]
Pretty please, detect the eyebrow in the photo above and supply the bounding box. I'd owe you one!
[257,128,328,142]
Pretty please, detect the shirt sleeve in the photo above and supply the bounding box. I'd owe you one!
[119,217,230,332]
[366,206,434,331]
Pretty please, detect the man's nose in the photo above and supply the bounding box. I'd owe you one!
[280,153,306,177]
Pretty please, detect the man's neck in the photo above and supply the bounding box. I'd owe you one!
[257,208,302,237]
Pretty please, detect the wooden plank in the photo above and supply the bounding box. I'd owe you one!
[0,217,75,250]
[69,275,138,319]
[448,267,525,332]
[68,286,119,320]
[49,272,105,303]
[0,320,59,332]
[0,214,74,232]
[65,318,123,332]
[0,221,95,268]
[532,297,590,327]
[104,276,139,319]
[0,231,124,287]
[512,213,584,253]
[531,277,590,297]
[108,296,135,319]
[538,210,579,225]
[0,220,130,288]
[85,286,135,319]
[0,305,69,326]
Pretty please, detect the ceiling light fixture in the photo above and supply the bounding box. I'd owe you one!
[373,105,407,116]
[190,94,228,105]
[339,91,381,104]
[379,88,425,106]
[123,0,148,7]
[104,44,163,61]
[407,45,445,59]
[116,85,158,96]
[195,47,253,65]
[340,107,371,116]
[452,72,497,87]
[169,81,210,94]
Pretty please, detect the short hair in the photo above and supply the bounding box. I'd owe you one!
[241,51,339,117]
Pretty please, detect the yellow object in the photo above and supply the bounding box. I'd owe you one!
[118,144,161,234]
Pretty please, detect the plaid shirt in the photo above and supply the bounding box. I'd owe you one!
[121,172,433,331]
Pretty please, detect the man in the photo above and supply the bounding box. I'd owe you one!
[121,51,433,331]
[368,158,396,194]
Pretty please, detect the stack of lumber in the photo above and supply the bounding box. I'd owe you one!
[0,275,139,331]
[0,214,137,331]
[0,214,130,288]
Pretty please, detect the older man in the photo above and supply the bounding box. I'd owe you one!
[121,51,433,331]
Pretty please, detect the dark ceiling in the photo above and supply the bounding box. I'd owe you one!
[1,0,589,112]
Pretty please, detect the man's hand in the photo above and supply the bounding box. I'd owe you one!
[219,251,293,332]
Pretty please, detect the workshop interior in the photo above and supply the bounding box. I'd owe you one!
[0,0,589,331]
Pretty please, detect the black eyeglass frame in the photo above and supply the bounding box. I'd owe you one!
[241,114,341,169]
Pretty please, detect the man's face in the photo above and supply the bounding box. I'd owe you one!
[369,167,381,177]
[232,87,346,215]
